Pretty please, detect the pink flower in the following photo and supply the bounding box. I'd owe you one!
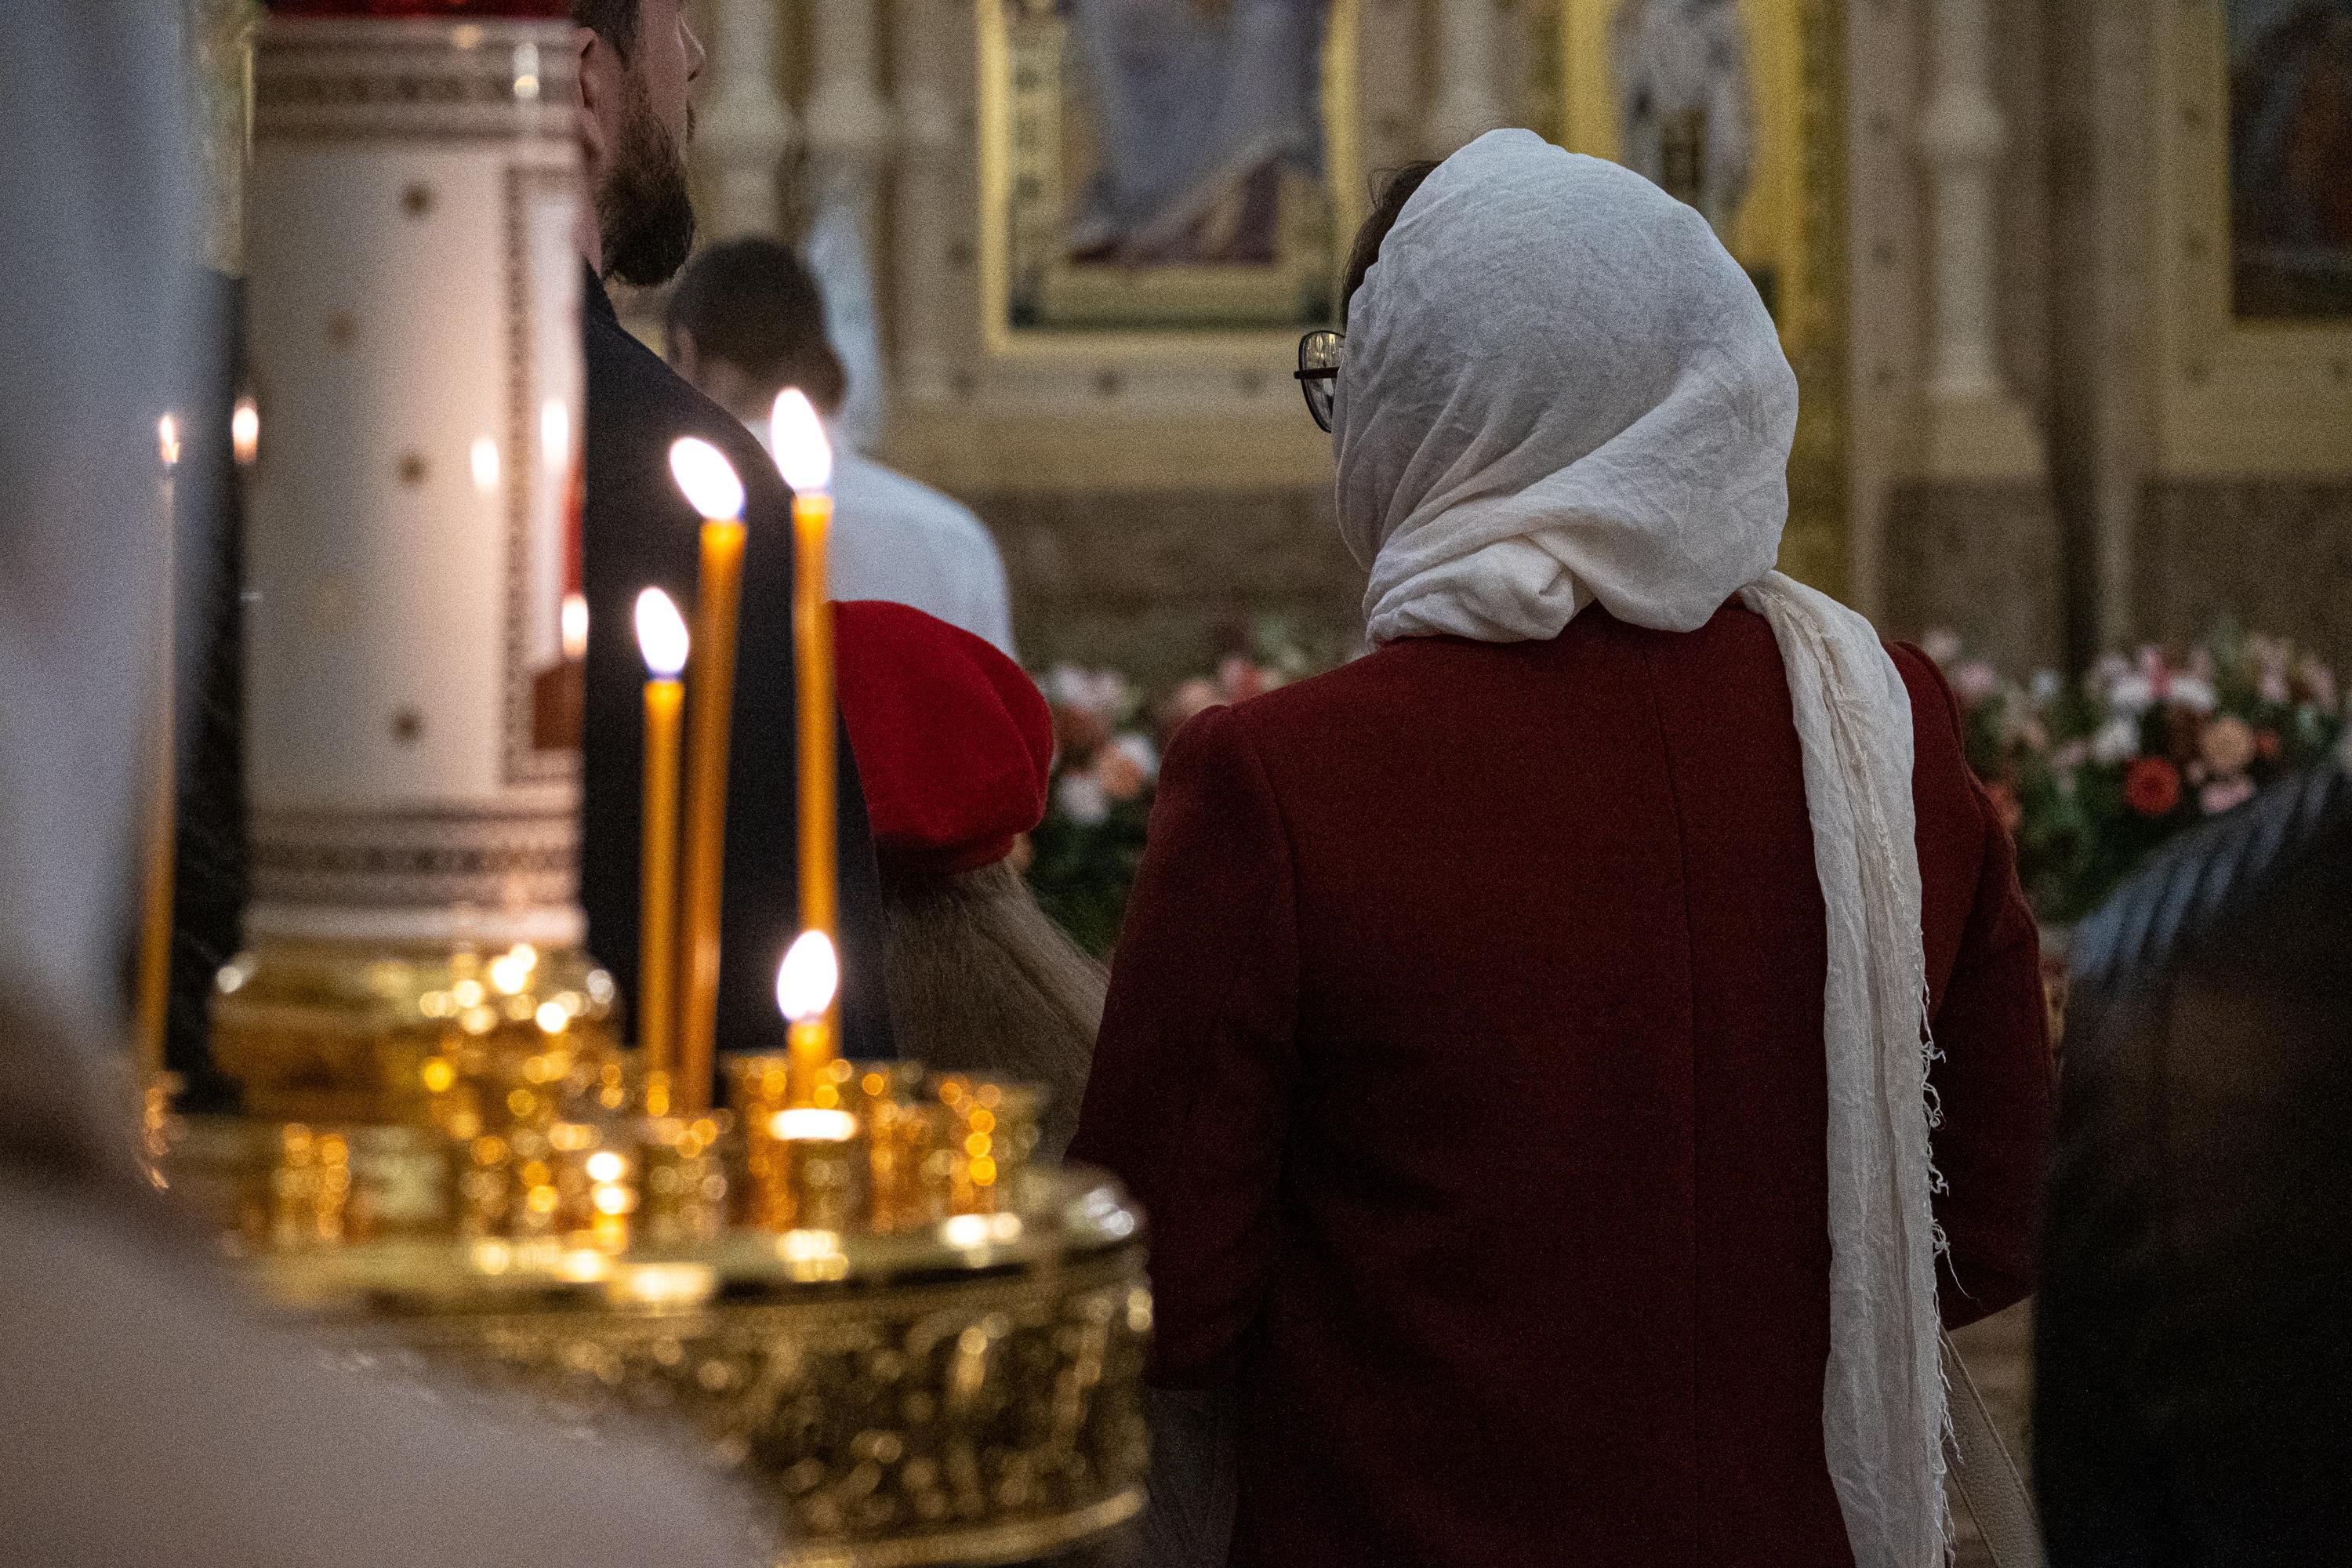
[1160,677,1222,734]
[2200,775,2256,815]
[2198,714,2256,776]
[1953,661,2002,706]
[1218,655,1269,703]
[1094,733,1160,802]
[2257,656,2292,706]
[1044,665,1131,724]
[1921,628,1963,666]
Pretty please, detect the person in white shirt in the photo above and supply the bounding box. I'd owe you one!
[665,238,1018,657]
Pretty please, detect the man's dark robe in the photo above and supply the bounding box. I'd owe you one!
[579,268,894,1069]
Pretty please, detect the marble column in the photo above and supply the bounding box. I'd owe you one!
[892,0,959,405]
[1426,0,1507,157]
[805,0,892,196]
[1892,0,2062,671]
[699,0,793,239]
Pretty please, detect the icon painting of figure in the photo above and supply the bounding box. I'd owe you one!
[2230,0,2352,318]
[1613,0,1757,236]
[1063,0,1330,266]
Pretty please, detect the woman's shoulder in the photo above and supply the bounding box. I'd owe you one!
[1153,642,1431,787]
[1186,638,1475,748]
[1885,638,1964,739]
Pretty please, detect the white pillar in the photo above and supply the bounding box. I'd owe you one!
[1917,0,2005,403]
[699,0,792,239]
[892,0,958,404]
[1426,0,1507,158]
[803,0,894,447]
[1915,0,2042,476]
[805,0,892,187]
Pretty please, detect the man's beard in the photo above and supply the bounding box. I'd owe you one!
[597,77,695,287]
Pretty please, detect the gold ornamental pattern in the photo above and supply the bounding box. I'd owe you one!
[230,1173,1154,1568]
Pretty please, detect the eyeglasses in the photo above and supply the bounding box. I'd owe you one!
[1296,329,1343,432]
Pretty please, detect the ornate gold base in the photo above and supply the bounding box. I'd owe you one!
[794,1488,1143,1568]
[212,938,622,1131]
[238,1168,1151,1566]
[187,937,1153,1562]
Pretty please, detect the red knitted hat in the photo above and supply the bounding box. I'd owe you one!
[834,601,1052,877]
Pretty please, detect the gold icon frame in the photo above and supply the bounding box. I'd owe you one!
[975,0,1365,360]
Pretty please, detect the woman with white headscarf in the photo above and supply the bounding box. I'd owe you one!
[1069,130,2051,1567]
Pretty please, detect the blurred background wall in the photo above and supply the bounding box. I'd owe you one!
[617,0,2346,684]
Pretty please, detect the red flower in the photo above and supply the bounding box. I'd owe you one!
[2256,728,2283,761]
[2125,756,2183,817]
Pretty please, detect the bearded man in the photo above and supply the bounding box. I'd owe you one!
[570,0,895,1069]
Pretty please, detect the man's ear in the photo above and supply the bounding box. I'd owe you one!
[574,26,609,173]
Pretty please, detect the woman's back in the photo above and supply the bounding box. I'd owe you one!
[1071,603,2050,1566]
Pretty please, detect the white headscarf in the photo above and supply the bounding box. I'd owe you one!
[1338,130,1949,1567]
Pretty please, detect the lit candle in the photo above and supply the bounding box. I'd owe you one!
[768,390,842,1065]
[668,437,747,1114]
[230,395,259,468]
[633,588,689,1109]
[775,929,839,1107]
[136,416,183,1081]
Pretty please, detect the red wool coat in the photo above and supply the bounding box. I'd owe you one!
[1069,602,2053,1568]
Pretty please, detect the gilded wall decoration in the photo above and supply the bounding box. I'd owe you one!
[1554,0,1851,599]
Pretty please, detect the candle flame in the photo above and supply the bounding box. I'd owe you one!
[540,397,572,473]
[768,389,833,495]
[158,414,181,469]
[561,592,590,660]
[230,397,260,466]
[668,437,744,521]
[633,587,688,677]
[769,1107,857,1142]
[775,929,838,1022]
[470,435,501,493]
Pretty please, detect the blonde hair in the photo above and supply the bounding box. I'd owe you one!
[880,860,1105,1160]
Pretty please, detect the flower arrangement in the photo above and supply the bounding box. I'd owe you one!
[1927,623,2346,926]
[1022,618,2347,950]
[1024,621,1341,954]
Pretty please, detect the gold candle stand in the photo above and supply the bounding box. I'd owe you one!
[180,961,1145,1567]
